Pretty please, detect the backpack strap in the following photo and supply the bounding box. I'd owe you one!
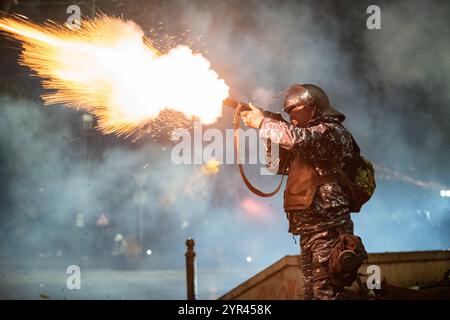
[350,134,361,156]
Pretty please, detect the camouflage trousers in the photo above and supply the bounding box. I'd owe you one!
[299,220,354,300]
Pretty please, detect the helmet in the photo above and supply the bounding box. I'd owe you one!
[283,84,345,122]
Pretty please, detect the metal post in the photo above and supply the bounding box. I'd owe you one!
[185,237,197,300]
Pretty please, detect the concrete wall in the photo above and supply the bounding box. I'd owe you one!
[219,250,450,300]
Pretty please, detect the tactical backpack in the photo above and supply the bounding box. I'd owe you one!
[336,138,376,213]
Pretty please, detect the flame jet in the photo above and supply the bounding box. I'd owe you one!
[0,15,230,137]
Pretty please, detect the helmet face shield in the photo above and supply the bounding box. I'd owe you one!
[282,83,346,122]
[283,85,316,114]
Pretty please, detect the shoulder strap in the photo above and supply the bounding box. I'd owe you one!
[350,134,361,155]
[234,104,289,197]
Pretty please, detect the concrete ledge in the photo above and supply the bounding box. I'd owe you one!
[220,250,450,300]
[366,250,450,264]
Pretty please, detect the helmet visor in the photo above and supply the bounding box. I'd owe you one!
[283,85,315,113]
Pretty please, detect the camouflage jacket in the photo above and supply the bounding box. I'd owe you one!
[259,114,358,235]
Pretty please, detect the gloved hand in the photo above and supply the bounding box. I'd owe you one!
[241,102,265,128]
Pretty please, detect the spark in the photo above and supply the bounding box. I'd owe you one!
[374,165,446,191]
[201,158,221,175]
[0,15,229,138]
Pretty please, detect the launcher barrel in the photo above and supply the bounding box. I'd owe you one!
[222,98,253,112]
